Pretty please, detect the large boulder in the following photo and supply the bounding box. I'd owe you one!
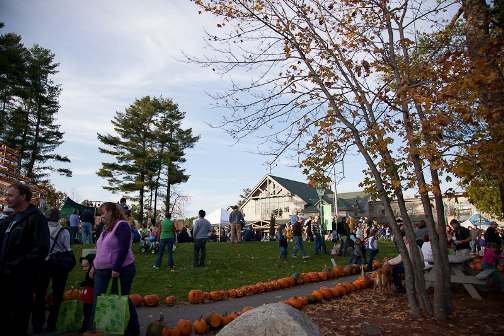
[217,303,321,336]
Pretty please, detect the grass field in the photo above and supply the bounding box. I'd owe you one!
[67,240,398,301]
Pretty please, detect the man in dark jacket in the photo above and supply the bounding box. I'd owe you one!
[229,205,244,243]
[485,221,502,249]
[0,182,49,335]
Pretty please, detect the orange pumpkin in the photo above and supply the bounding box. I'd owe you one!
[241,305,254,314]
[331,286,343,298]
[205,312,222,330]
[165,295,176,306]
[318,271,328,281]
[164,327,180,336]
[188,289,204,304]
[209,290,222,301]
[202,291,210,301]
[143,294,160,307]
[286,296,305,309]
[129,293,142,307]
[193,318,208,335]
[229,311,241,320]
[220,313,233,326]
[63,288,80,301]
[320,287,334,300]
[307,272,321,283]
[228,289,237,298]
[176,319,193,336]
[311,289,324,302]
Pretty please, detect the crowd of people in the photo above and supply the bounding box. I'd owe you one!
[1,186,503,334]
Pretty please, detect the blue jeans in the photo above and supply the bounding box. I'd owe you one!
[279,246,287,259]
[367,249,379,271]
[314,233,323,255]
[292,235,307,257]
[482,262,501,286]
[88,263,139,334]
[81,222,93,244]
[69,226,78,245]
[193,238,208,267]
[155,238,175,268]
[338,235,348,256]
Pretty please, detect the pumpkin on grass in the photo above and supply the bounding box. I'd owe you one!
[63,288,80,301]
[188,289,204,304]
[143,294,160,307]
[129,293,142,307]
[165,295,176,306]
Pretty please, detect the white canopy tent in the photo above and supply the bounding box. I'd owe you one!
[206,208,230,241]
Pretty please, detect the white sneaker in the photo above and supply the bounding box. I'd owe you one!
[302,255,310,259]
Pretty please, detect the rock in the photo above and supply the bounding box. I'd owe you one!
[217,303,321,336]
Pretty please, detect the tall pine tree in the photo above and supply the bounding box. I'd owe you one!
[98,96,199,223]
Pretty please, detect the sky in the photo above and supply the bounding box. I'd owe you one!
[0,0,369,218]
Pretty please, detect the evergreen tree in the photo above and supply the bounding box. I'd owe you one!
[98,96,199,223]
[0,24,71,181]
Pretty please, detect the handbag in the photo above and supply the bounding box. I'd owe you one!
[47,227,76,272]
[95,277,130,335]
[55,299,83,333]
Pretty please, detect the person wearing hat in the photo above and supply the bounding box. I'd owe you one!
[0,182,49,335]
[228,205,244,243]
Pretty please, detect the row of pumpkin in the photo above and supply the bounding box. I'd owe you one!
[63,261,382,307]
[140,268,375,336]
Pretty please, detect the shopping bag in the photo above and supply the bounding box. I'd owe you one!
[55,299,83,333]
[95,278,130,335]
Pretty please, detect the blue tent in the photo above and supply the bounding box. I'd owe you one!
[463,214,491,228]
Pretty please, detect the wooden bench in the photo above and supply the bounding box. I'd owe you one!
[475,268,494,281]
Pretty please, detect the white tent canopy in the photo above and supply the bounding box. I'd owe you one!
[206,208,230,226]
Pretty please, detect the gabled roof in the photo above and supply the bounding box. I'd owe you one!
[265,175,369,212]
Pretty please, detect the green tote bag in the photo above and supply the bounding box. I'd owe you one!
[95,278,130,335]
[55,299,83,333]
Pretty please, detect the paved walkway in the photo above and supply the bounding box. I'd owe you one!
[32,273,359,335]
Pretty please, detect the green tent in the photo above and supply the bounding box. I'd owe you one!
[60,197,98,218]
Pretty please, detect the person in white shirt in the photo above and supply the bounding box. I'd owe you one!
[388,236,424,291]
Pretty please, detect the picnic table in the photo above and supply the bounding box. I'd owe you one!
[424,255,494,300]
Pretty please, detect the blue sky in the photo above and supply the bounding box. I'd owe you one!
[1,0,368,218]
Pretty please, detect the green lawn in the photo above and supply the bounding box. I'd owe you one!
[68,240,398,302]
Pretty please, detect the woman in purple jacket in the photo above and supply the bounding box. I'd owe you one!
[87,202,140,336]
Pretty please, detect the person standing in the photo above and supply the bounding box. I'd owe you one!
[118,197,128,214]
[312,215,324,255]
[193,210,212,267]
[69,209,80,244]
[154,212,176,269]
[0,182,50,335]
[87,202,140,335]
[470,224,482,254]
[304,216,314,242]
[366,229,379,271]
[80,206,95,244]
[228,205,244,243]
[485,221,502,249]
[337,216,350,256]
[450,219,471,256]
[278,228,288,259]
[292,217,309,259]
[32,208,72,333]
